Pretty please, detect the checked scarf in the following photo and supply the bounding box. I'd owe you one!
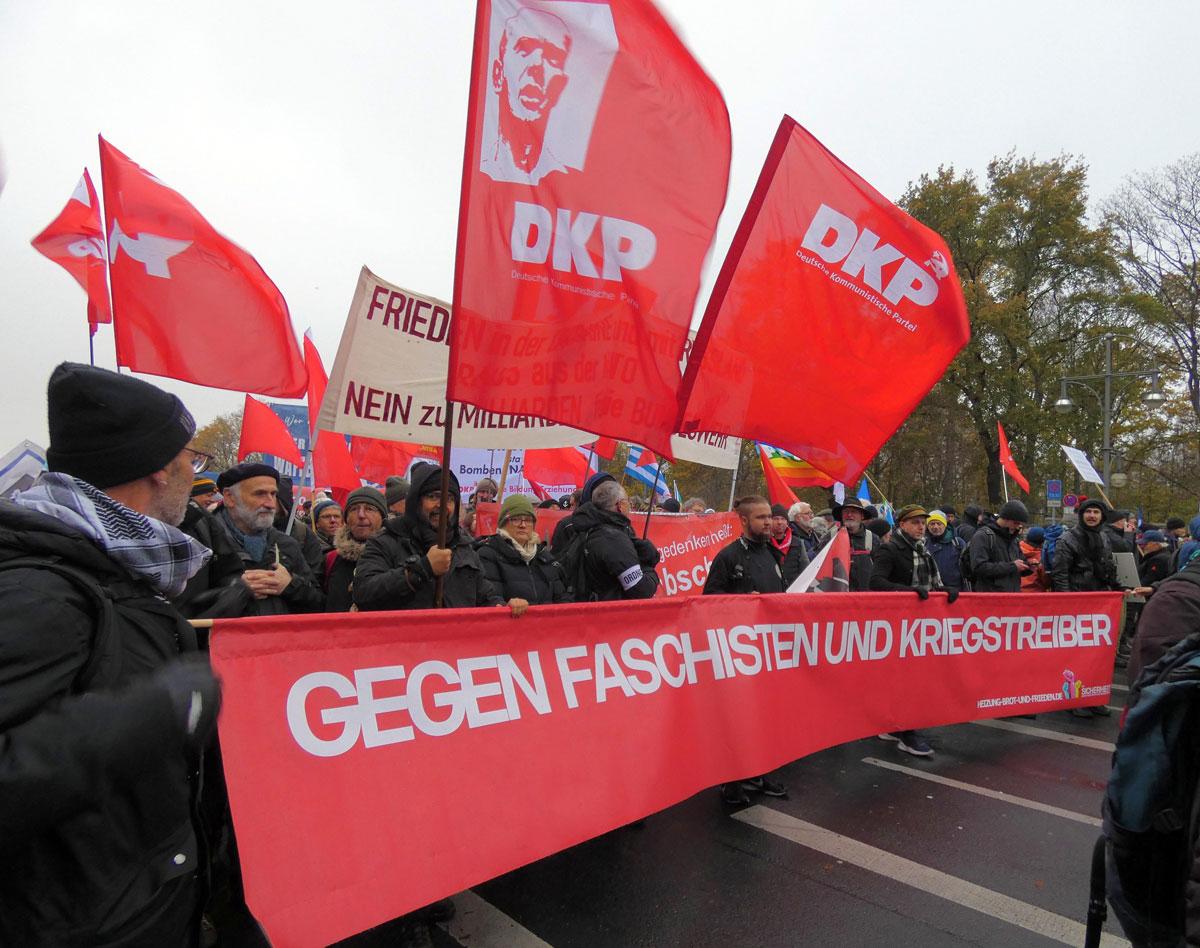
[12,472,210,598]
[895,529,943,590]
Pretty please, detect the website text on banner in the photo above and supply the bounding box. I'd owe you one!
[448,0,732,458]
[213,592,1121,948]
[318,267,592,449]
[677,116,971,484]
[475,504,739,597]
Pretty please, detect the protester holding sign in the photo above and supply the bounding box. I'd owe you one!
[476,495,570,606]
[702,495,789,804]
[354,463,524,613]
[560,480,660,602]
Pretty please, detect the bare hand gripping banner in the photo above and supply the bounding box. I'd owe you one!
[211,591,1122,946]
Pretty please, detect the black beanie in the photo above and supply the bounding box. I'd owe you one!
[46,362,195,489]
[770,503,789,518]
[998,500,1030,523]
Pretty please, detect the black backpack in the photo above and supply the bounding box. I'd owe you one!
[1093,568,1200,946]
[551,522,596,602]
[958,539,975,588]
[0,557,119,691]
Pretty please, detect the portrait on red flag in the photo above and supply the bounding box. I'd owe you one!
[480,1,617,186]
[450,0,730,457]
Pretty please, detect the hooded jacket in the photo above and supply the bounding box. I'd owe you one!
[967,519,1023,592]
[324,524,373,613]
[353,464,504,611]
[476,531,571,605]
[550,471,615,554]
[1052,501,1118,592]
[564,500,660,601]
[0,501,204,946]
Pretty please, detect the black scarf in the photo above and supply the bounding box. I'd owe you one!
[404,464,461,548]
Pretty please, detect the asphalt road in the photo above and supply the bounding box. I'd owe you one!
[427,684,1130,947]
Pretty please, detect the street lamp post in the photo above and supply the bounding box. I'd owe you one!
[1053,332,1166,486]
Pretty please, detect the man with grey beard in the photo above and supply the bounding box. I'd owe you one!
[216,463,324,615]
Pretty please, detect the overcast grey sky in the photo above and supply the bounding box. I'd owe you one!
[1,1,1197,451]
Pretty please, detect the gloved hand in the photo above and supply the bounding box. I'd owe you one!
[151,656,222,750]
[945,587,959,604]
[633,538,660,567]
[914,586,930,601]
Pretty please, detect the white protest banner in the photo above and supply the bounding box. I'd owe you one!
[669,431,740,469]
[1061,445,1105,485]
[318,268,594,449]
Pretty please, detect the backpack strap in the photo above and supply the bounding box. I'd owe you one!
[0,557,119,692]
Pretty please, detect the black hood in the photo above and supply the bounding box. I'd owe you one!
[399,463,462,547]
[580,471,615,506]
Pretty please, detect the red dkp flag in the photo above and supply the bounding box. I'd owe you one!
[238,395,303,467]
[98,137,307,397]
[678,117,971,485]
[31,169,112,333]
[997,421,1030,493]
[448,0,731,458]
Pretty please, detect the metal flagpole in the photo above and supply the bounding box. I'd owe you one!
[727,446,743,511]
[1002,468,1010,503]
[643,460,665,538]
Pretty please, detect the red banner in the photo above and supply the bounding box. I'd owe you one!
[212,591,1121,947]
[30,169,112,332]
[448,0,731,457]
[475,504,738,597]
[998,421,1030,494]
[98,137,308,397]
[677,117,971,484]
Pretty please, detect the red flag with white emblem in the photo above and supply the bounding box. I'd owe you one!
[678,117,970,485]
[448,0,731,458]
[31,169,112,333]
[997,421,1030,494]
[98,137,307,396]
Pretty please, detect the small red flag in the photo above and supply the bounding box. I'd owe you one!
[678,117,970,484]
[592,437,618,460]
[98,137,307,397]
[997,422,1030,494]
[758,445,800,508]
[303,333,359,491]
[31,170,112,333]
[239,395,303,467]
[637,448,658,469]
[448,0,732,457]
[350,438,441,484]
[523,446,594,500]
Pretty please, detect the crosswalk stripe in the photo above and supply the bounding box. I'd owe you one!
[439,891,552,948]
[862,757,1102,827]
[971,718,1115,751]
[733,805,1128,947]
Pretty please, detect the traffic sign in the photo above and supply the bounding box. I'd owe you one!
[1063,493,1078,508]
[1046,479,1063,502]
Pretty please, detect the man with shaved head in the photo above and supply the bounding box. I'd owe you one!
[482,6,572,184]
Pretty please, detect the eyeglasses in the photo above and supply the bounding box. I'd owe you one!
[506,515,535,526]
[184,448,214,474]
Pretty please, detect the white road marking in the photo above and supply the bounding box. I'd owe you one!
[862,756,1101,827]
[971,718,1115,752]
[733,806,1129,947]
[439,891,552,948]
[1110,683,1129,693]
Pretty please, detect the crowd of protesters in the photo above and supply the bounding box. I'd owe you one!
[3,363,1198,947]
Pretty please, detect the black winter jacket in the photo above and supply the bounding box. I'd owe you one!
[353,517,504,610]
[565,502,660,601]
[220,512,326,615]
[967,521,1023,592]
[0,502,203,947]
[704,536,785,594]
[771,533,809,589]
[1128,560,1200,682]
[174,502,253,620]
[1050,525,1118,592]
[870,531,944,591]
[1139,548,1173,587]
[476,533,571,604]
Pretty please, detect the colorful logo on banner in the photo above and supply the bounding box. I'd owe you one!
[1062,668,1083,699]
